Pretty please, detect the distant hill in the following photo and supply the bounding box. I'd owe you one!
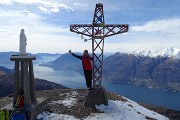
[0,52,18,68]
[0,66,13,74]
[40,53,83,74]
[0,66,67,98]
[33,53,62,64]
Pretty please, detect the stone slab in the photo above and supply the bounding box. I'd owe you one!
[30,98,49,120]
[84,87,108,108]
[10,55,36,61]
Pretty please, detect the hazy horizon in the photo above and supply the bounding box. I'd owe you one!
[0,46,180,55]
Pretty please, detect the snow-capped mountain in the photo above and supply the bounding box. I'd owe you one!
[132,49,160,57]
[104,48,180,92]
[132,47,180,59]
[160,47,180,58]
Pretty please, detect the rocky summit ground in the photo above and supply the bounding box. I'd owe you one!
[36,89,129,119]
[0,89,180,120]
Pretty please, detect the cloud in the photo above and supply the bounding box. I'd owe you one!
[128,18,180,51]
[0,8,74,53]
[103,18,180,53]
[0,0,12,4]
[131,18,180,34]
[38,1,74,13]
[0,0,40,4]
[73,3,87,7]
[0,0,74,14]
[39,6,49,13]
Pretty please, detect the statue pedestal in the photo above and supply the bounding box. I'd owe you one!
[6,55,48,120]
[84,87,108,108]
[10,55,37,105]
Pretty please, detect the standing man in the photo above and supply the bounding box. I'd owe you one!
[69,50,93,90]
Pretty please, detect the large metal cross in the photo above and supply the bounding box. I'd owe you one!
[70,3,128,88]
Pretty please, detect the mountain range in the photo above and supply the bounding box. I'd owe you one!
[103,52,180,91]
[0,47,180,92]
[41,47,180,92]
[103,47,180,91]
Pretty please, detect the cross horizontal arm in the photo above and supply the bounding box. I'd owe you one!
[104,24,128,37]
[70,24,93,37]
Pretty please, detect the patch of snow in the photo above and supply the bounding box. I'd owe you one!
[51,97,77,108]
[37,111,79,120]
[86,99,169,120]
[51,91,78,108]
[59,91,78,97]
[38,98,169,120]
[70,91,78,96]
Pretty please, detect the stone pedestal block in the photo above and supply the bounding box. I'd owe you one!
[84,87,108,107]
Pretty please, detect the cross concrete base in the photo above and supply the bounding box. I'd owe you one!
[84,87,108,108]
[1,98,49,120]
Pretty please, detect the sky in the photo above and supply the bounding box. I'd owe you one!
[0,0,180,53]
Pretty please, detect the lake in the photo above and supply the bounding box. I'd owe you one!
[34,65,180,111]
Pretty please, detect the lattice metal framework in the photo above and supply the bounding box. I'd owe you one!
[70,3,128,88]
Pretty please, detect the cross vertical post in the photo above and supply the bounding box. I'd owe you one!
[70,3,128,106]
[92,3,105,88]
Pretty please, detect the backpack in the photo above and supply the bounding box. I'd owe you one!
[0,109,10,120]
[11,110,26,120]
[9,91,25,120]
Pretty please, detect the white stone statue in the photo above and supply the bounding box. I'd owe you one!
[19,29,27,55]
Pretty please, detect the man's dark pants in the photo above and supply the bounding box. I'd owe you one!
[84,70,92,88]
